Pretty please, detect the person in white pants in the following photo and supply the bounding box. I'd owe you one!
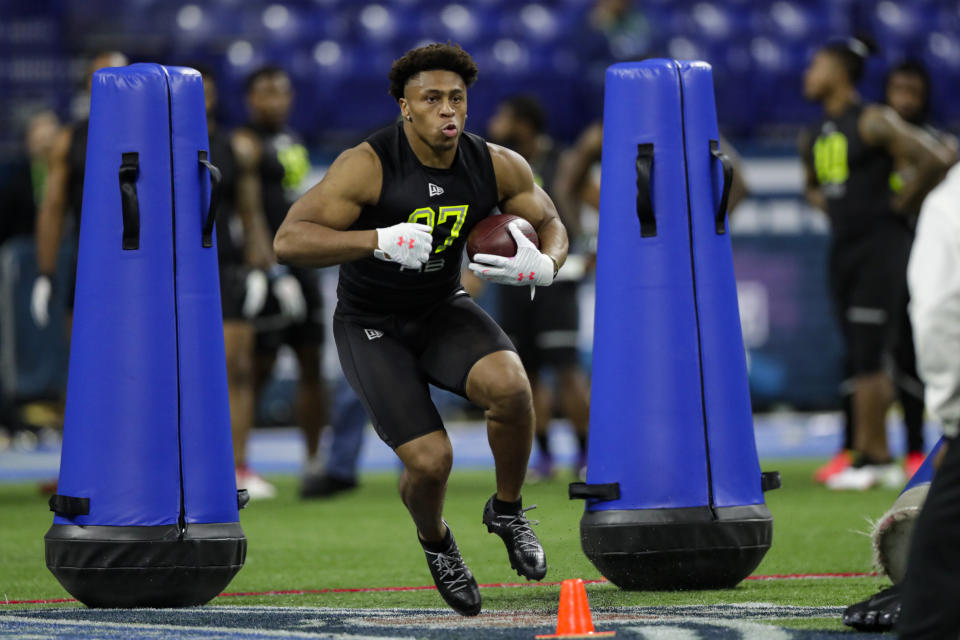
[840,163,960,635]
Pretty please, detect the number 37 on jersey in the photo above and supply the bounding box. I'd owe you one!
[406,204,468,272]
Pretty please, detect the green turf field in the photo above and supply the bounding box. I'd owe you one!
[0,459,897,631]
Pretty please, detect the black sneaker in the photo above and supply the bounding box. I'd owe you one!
[482,495,547,580]
[842,584,901,631]
[420,527,481,616]
[300,473,357,499]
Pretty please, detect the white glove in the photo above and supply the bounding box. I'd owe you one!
[374,222,433,269]
[468,222,555,287]
[242,269,269,319]
[31,275,52,327]
[272,272,307,322]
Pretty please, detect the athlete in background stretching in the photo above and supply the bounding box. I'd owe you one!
[800,39,955,490]
[275,43,567,615]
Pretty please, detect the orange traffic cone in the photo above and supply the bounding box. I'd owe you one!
[535,578,616,638]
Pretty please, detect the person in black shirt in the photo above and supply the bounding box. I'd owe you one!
[32,51,127,329]
[485,94,592,480]
[235,66,328,499]
[800,38,954,490]
[0,110,60,247]
[28,51,126,495]
[194,67,281,499]
[275,43,567,615]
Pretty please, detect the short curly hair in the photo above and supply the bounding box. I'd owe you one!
[388,43,478,102]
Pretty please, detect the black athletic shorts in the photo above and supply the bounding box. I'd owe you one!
[829,223,912,375]
[219,262,247,321]
[499,281,580,372]
[333,290,516,449]
[255,267,325,351]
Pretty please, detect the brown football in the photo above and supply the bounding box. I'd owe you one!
[466,214,539,261]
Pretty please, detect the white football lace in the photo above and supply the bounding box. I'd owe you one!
[427,550,470,593]
[496,505,541,552]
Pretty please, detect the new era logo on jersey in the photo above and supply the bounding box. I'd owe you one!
[428,183,444,197]
[364,329,384,341]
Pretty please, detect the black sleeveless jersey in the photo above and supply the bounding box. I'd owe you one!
[807,103,900,241]
[249,123,311,234]
[67,119,88,231]
[337,122,499,314]
[208,126,241,266]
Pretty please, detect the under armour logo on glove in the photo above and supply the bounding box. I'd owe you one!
[374,222,433,269]
[468,222,554,288]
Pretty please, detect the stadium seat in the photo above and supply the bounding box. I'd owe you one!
[415,4,488,46]
[1,0,959,152]
[750,0,852,42]
[499,4,563,44]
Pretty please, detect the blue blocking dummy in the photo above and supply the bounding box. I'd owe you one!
[870,436,944,583]
[44,64,245,608]
[570,60,778,590]
[903,436,942,493]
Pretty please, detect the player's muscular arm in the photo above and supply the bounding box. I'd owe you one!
[35,126,72,275]
[274,144,382,268]
[860,105,956,214]
[489,143,568,272]
[798,129,826,212]
[231,129,274,269]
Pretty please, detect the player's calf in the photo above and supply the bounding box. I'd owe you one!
[396,432,453,541]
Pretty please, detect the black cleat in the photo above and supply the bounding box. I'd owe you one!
[842,584,901,632]
[420,528,481,616]
[482,495,547,580]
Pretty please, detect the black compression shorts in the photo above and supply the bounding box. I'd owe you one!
[829,224,912,375]
[219,263,248,321]
[333,291,515,449]
[499,281,581,372]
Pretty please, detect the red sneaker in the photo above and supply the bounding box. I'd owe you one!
[38,479,58,495]
[236,466,277,500]
[904,451,925,479]
[813,450,853,484]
